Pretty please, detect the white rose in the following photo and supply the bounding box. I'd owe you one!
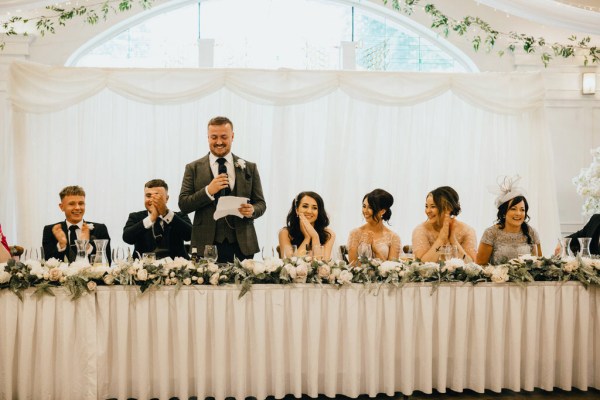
[87,281,97,291]
[252,261,266,275]
[590,259,600,270]
[443,258,465,273]
[103,274,115,285]
[378,261,398,277]
[338,270,353,284]
[564,259,579,273]
[183,278,192,285]
[284,264,297,280]
[171,277,178,284]
[241,259,256,272]
[0,262,6,273]
[30,264,47,279]
[48,268,63,282]
[209,273,220,285]
[44,258,61,268]
[25,259,42,271]
[317,264,331,279]
[136,269,148,281]
[197,277,204,284]
[165,278,172,285]
[264,258,283,272]
[207,263,219,273]
[296,263,308,278]
[0,271,10,284]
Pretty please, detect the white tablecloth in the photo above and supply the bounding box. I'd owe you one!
[1,282,599,400]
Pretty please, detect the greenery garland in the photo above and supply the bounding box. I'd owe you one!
[0,0,599,67]
[383,0,600,66]
[0,0,153,50]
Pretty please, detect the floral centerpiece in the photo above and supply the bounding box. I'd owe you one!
[573,147,600,217]
[2,253,600,301]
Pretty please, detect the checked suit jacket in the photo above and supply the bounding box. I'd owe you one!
[178,153,266,257]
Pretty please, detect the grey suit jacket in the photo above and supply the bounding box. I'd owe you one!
[178,153,266,256]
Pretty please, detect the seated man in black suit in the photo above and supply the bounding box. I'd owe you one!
[123,179,192,260]
[567,214,600,255]
[42,185,111,263]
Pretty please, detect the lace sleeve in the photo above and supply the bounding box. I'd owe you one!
[480,226,496,246]
[390,231,402,256]
[411,224,432,259]
[461,224,478,259]
[347,228,360,250]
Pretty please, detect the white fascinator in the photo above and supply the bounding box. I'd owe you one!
[490,175,527,208]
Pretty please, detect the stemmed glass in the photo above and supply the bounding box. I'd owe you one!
[357,242,372,260]
[204,245,218,263]
[23,247,44,263]
[112,247,126,265]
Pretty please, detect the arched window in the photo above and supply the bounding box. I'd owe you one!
[69,0,476,71]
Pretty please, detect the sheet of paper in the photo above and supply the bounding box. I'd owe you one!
[213,196,249,220]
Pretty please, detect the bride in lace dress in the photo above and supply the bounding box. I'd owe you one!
[347,189,401,263]
[411,186,477,262]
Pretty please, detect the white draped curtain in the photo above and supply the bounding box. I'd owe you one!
[3,61,559,255]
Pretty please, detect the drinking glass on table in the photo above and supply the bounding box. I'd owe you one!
[204,245,218,263]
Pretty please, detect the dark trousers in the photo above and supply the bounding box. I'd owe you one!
[215,239,250,263]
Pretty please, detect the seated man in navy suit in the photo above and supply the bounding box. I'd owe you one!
[567,214,600,255]
[123,179,192,260]
[42,185,111,263]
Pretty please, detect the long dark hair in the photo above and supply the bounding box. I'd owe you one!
[286,191,331,247]
[496,195,533,244]
[429,186,461,216]
[364,189,393,224]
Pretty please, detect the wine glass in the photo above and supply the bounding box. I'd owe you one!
[24,247,44,262]
[204,245,218,263]
[357,242,372,260]
[112,247,126,264]
[313,245,325,261]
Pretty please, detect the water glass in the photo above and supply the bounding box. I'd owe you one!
[204,245,218,263]
[357,242,372,259]
[112,247,126,264]
[283,245,297,258]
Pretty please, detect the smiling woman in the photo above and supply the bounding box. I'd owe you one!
[278,191,336,260]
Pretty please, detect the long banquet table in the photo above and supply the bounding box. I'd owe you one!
[1,282,599,400]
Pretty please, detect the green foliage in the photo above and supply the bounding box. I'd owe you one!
[383,0,600,67]
[0,0,153,48]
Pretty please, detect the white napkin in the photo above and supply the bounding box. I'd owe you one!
[213,196,249,220]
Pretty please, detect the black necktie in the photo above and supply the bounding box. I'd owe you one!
[216,158,231,198]
[69,225,78,248]
[153,220,164,244]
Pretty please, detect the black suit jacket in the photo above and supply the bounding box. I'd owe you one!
[42,220,111,264]
[568,214,600,255]
[122,211,192,259]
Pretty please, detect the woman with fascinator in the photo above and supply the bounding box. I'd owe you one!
[278,191,336,259]
[412,186,477,262]
[476,176,542,265]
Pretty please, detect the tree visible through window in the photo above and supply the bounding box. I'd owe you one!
[72,0,471,72]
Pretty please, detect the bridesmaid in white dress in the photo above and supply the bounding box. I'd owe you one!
[411,186,477,262]
[347,189,402,263]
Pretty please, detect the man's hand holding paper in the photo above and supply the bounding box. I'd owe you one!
[213,196,252,220]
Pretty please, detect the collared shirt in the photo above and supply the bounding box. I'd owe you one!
[142,210,175,229]
[57,221,84,252]
[205,152,236,200]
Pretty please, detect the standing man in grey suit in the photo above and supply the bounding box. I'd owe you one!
[178,116,266,262]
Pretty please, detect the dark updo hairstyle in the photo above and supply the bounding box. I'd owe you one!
[286,191,331,247]
[363,188,394,223]
[496,195,533,244]
[429,186,461,217]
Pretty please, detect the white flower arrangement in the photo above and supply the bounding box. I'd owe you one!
[573,147,600,216]
[235,158,247,170]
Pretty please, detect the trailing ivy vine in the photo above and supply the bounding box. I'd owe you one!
[383,0,600,66]
[0,0,153,50]
[0,0,599,67]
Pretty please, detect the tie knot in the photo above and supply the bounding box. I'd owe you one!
[69,225,78,233]
[217,158,226,166]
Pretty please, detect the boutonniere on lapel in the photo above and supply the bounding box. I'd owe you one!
[235,159,246,170]
[85,223,95,231]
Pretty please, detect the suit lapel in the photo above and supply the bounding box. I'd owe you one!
[199,154,213,180]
